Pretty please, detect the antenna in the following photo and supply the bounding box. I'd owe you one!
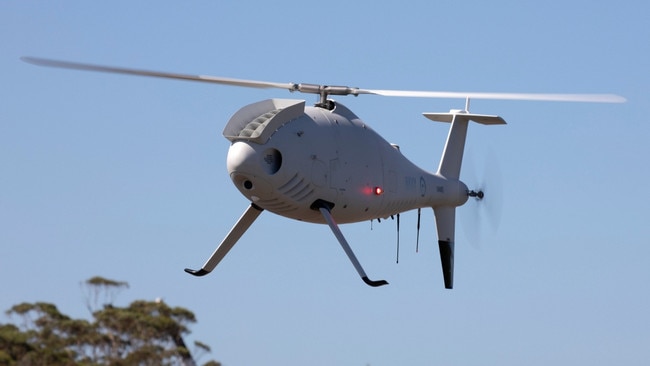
[396,213,401,263]
[416,208,421,253]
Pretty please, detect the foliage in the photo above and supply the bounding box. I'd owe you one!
[0,277,219,366]
[82,276,129,313]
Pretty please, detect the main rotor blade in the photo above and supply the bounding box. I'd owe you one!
[185,203,263,277]
[23,57,625,103]
[22,57,298,91]
[357,89,626,103]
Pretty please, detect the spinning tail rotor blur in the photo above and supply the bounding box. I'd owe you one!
[461,147,503,248]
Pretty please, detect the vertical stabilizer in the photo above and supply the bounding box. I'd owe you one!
[436,115,470,179]
[434,114,465,289]
[423,110,505,179]
[423,109,505,288]
[433,206,455,289]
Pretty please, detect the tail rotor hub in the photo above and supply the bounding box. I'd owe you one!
[468,190,484,200]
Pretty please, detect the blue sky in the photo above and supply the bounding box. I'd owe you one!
[1,1,649,365]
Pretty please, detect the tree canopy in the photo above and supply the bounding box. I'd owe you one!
[0,277,219,366]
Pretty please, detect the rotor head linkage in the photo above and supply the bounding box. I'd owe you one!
[293,84,361,108]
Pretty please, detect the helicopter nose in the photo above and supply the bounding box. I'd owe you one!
[227,141,258,174]
[227,141,274,200]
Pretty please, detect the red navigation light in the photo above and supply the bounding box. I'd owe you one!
[374,186,384,196]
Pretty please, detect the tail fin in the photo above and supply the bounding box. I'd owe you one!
[433,206,456,289]
[424,106,505,288]
[424,110,505,179]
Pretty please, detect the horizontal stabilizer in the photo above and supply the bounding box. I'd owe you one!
[423,112,506,125]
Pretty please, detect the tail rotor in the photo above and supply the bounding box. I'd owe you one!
[462,148,503,246]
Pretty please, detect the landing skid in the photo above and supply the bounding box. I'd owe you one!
[185,203,264,276]
[314,201,388,287]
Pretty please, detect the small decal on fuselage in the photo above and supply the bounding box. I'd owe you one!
[405,176,416,190]
[419,176,427,197]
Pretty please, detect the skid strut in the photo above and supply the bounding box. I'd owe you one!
[314,200,388,287]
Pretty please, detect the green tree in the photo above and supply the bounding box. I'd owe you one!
[0,277,219,366]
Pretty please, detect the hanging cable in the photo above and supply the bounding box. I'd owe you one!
[416,208,421,253]
[396,213,400,263]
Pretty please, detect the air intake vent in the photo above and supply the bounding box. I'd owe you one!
[238,109,282,138]
[223,99,306,144]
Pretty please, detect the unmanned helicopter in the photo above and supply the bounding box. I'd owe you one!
[22,57,625,289]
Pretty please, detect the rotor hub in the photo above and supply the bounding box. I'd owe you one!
[467,190,484,200]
